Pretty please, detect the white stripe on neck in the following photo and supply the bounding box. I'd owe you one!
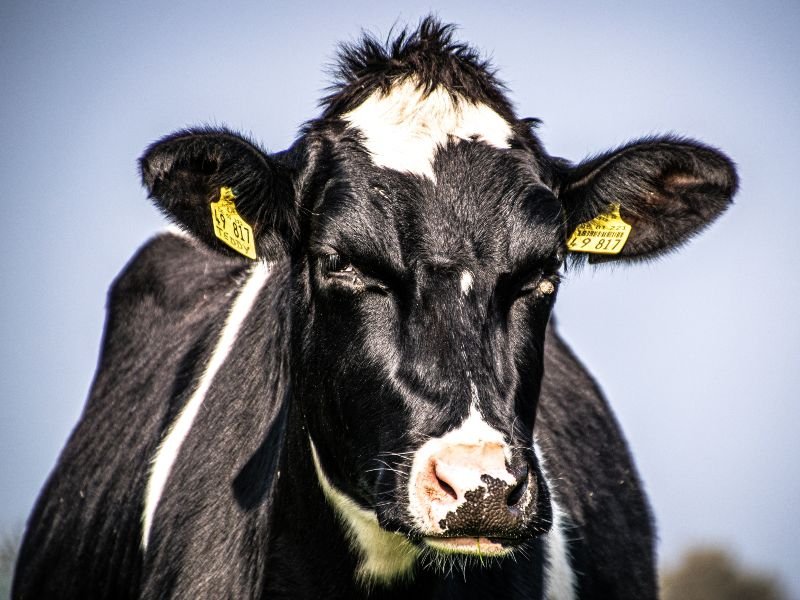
[141,261,271,550]
[535,441,577,600]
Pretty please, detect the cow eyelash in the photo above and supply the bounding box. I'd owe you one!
[320,253,397,295]
[323,253,354,274]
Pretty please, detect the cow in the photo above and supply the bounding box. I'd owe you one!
[13,17,737,600]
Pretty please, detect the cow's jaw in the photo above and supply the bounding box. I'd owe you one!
[308,438,420,587]
[307,398,542,588]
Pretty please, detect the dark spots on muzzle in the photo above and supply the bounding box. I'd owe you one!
[438,474,535,538]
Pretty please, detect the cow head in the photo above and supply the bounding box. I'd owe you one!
[140,18,736,586]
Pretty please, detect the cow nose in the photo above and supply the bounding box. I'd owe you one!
[432,449,529,508]
[418,442,532,533]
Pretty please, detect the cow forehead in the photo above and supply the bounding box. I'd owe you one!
[342,77,513,180]
[310,158,563,278]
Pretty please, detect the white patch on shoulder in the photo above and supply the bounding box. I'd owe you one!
[535,441,577,600]
[342,78,513,180]
[460,270,474,295]
[309,438,419,587]
[141,261,271,550]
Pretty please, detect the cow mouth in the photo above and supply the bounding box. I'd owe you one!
[422,535,516,557]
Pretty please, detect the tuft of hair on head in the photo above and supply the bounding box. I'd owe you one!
[321,15,516,122]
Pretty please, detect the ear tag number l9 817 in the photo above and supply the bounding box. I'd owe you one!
[210,187,257,259]
[567,204,632,255]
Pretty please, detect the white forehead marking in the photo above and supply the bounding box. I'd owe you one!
[460,270,474,295]
[342,78,513,180]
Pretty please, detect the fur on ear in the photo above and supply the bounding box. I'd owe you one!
[140,127,297,259]
[556,136,738,262]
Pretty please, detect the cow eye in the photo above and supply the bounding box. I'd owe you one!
[323,253,354,274]
[517,272,560,299]
[319,252,395,295]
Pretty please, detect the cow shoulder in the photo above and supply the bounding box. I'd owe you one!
[13,231,249,599]
[138,237,291,598]
[536,322,657,599]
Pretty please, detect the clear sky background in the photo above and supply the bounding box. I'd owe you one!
[2,0,798,595]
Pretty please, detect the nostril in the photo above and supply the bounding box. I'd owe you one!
[433,463,458,501]
[506,468,529,507]
[436,475,458,501]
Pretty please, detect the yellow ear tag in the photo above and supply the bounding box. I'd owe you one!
[210,187,257,259]
[567,204,632,255]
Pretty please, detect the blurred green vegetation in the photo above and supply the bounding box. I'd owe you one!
[662,546,788,600]
[0,526,21,600]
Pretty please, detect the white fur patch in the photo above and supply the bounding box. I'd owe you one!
[141,261,271,550]
[407,386,516,533]
[309,439,419,586]
[460,270,474,295]
[164,223,191,239]
[535,441,577,600]
[538,280,556,295]
[343,78,512,179]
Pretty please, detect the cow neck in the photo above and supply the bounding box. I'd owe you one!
[267,401,437,599]
[265,399,359,596]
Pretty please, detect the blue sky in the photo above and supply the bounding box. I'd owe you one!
[2,0,798,594]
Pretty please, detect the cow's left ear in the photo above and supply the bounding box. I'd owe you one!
[140,127,297,260]
[556,136,738,262]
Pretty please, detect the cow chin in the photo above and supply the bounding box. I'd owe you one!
[309,437,540,587]
[309,429,553,588]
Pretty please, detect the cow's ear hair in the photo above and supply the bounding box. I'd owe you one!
[140,127,297,259]
[556,136,737,262]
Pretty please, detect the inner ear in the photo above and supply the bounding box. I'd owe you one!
[558,137,738,262]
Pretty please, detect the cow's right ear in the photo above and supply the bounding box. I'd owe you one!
[140,128,297,259]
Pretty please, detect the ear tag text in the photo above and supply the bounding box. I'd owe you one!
[567,204,632,255]
[210,187,257,259]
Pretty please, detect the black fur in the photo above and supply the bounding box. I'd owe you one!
[322,17,515,122]
[14,17,736,600]
[14,235,246,599]
[140,127,298,260]
[556,136,738,263]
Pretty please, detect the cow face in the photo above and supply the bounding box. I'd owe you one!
[140,20,735,587]
[293,126,563,559]
[291,78,569,571]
